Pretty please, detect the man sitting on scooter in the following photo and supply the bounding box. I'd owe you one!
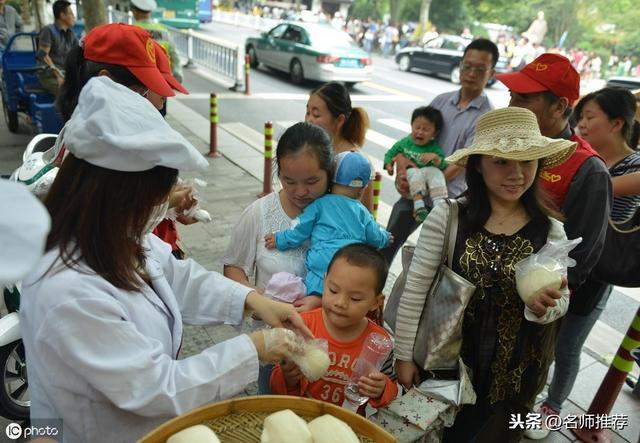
[36,0,78,96]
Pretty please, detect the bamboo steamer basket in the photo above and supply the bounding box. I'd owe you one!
[138,395,396,443]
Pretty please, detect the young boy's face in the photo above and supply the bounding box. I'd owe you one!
[411,116,437,146]
[322,257,382,330]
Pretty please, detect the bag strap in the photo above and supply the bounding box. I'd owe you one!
[440,199,459,268]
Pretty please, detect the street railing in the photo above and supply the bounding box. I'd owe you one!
[106,6,245,89]
[211,9,278,32]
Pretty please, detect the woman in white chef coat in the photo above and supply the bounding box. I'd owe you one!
[19,76,311,443]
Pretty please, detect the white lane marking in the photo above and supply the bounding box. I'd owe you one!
[613,286,640,304]
[379,118,412,133]
[365,128,396,150]
[178,92,423,102]
[361,81,423,100]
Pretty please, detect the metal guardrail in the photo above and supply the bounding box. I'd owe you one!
[211,10,279,32]
[106,6,244,89]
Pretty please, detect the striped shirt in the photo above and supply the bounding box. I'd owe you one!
[610,152,640,222]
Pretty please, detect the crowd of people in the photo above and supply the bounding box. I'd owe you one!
[2,5,640,443]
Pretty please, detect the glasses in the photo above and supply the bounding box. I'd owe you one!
[460,64,491,74]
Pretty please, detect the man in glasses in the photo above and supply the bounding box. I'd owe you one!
[382,38,498,264]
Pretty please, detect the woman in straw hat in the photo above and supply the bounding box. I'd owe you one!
[394,107,576,442]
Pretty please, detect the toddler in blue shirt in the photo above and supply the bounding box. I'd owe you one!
[265,150,391,295]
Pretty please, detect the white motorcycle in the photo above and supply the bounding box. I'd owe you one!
[0,133,59,420]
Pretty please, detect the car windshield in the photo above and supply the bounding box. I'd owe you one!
[307,27,358,50]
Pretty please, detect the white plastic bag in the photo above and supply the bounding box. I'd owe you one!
[166,178,212,223]
[264,272,306,303]
[515,237,582,304]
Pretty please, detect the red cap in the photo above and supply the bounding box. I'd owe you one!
[496,53,580,104]
[83,23,175,98]
[152,40,188,94]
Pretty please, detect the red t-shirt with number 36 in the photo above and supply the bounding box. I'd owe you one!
[270,308,398,408]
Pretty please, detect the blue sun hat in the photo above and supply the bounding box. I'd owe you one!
[333,150,372,188]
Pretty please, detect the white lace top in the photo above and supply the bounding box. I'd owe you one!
[221,192,307,290]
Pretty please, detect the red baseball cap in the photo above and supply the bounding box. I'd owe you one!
[496,53,580,104]
[83,23,175,98]
[152,40,188,94]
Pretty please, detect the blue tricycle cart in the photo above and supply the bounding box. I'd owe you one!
[1,32,63,134]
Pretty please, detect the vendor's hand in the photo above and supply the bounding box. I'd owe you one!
[169,184,197,214]
[264,233,276,250]
[249,328,302,363]
[281,358,303,389]
[246,291,313,339]
[358,371,386,399]
[292,295,323,312]
[526,277,567,317]
[396,360,420,391]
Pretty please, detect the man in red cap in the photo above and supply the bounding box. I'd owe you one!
[497,53,612,440]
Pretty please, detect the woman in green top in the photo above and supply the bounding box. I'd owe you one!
[384,106,448,222]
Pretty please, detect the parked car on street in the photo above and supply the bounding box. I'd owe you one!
[245,22,373,86]
[395,34,509,86]
[605,76,640,90]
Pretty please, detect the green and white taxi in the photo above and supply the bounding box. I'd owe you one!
[245,22,373,86]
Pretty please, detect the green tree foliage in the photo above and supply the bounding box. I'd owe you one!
[429,0,469,33]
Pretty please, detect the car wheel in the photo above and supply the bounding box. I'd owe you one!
[398,54,411,72]
[450,66,461,84]
[290,59,304,85]
[247,45,259,68]
[0,340,29,421]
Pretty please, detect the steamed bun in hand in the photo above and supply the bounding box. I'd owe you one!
[516,266,562,304]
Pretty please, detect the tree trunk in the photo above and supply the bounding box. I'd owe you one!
[34,0,46,30]
[82,0,107,31]
[389,0,401,24]
[20,0,31,25]
[419,0,432,28]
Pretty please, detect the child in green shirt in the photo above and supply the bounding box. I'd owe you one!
[383,106,448,222]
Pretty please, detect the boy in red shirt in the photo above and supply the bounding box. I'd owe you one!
[270,243,398,409]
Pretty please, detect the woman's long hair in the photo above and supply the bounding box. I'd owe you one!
[44,155,178,291]
[463,155,560,235]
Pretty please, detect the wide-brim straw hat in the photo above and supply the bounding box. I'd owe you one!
[445,107,576,170]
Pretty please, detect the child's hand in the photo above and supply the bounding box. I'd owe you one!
[358,371,387,399]
[264,233,276,249]
[281,358,303,389]
[420,153,438,165]
[385,162,394,176]
[293,295,323,312]
[396,360,420,391]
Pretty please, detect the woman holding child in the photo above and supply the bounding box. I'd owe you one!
[395,107,576,442]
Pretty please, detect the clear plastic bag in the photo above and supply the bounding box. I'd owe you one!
[264,272,306,303]
[515,237,582,304]
[290,338,330,381]
[166,178,212,223]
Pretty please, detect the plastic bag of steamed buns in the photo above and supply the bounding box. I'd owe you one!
[515,237,581,304]
[261,409,359,443]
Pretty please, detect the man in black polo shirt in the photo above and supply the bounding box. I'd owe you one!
[36,0,78,96]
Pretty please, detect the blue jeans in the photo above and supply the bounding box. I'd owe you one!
[544,284,612,411]
[258,363,274,394]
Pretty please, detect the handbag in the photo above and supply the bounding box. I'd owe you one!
[593,209,640,287]
[412,199,476,371]
[593,162,640,287]
[383,244,414,333]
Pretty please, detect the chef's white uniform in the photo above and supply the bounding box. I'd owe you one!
[20,234,259,442]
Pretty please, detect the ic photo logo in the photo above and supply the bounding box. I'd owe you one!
[5,420,61,440]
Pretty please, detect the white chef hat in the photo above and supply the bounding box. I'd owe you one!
[0,180,51,286]
[64,76,209,172]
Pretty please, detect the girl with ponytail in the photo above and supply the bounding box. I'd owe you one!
[305,82,374,211]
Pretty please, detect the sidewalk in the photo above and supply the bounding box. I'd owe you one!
[0,97,637,442]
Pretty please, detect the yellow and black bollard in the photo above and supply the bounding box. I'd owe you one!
[373,172,382,221]
[207,93,222,158]
[258,121,273,197]
[245,54,251,96]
